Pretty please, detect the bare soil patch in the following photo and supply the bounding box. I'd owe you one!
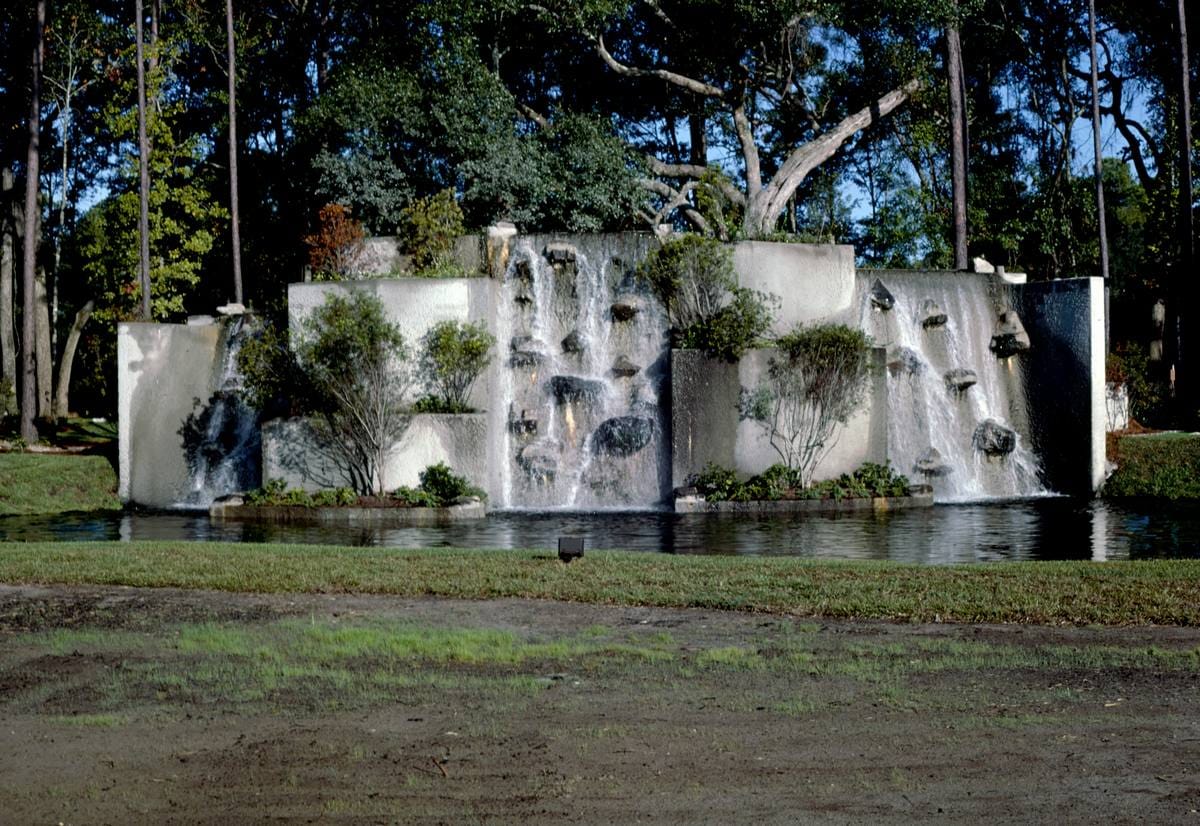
[0,584,1198,824]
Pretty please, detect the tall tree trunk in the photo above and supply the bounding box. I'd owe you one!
[0,168,15,415]
[947,21,969,270]
[20,0,46,442]
[227,0,243,305]
[135,0,152,320]
[34,265,51,417]
[53,299,91,418]
[1088,0,1110,282]
[1177,0,1194,413]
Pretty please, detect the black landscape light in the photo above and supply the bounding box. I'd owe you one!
[558,537,585,563]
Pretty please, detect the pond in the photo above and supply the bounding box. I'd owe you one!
[1,498,1198,563]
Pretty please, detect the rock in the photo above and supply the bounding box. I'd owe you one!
[517,440,559,480]
[944,368,978,393]
[989,310,1030,357]
[543,242,577,265]
[610,298,641,322]
[611,356,641,378]
[452,494,482,506]
[561,330,587,354]
[512,258,533,282]
[509,336,547,367]
[914,447,952,477]
[486,222,518,277]
[508,411,538,436]
[869,279,895,311]
[216,302,246,316]
[886,346,925,376]
[972,256,995,273]
[592,416,655,457]
[920,299,948,328]
[513,288,534,306]
[973,419,1017,457]
[187,315,216,326]
[548,375,604,406]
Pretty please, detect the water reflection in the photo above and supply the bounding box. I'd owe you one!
[2,499,1198,562]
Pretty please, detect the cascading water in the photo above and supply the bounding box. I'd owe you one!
[860,272,1047,501]
[176,315,261,508]
[494,235,671,510]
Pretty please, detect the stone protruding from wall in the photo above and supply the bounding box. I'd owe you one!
[732,242,856,333]
[118,321,225,507]
[261,414,488,493]
[670,348,886,489]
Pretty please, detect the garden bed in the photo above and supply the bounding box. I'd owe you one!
[209,498,486,525]
[674,488,934,514]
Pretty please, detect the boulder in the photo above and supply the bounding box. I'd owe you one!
[886,346,925,376]
[549,375,604,406]
[920,299,948,328]
[914,447,952,477]
[517,440,559,480]
[509,335,547,367]
[973,419,1017,457]
[543,242,578,265]
[989,310,1030,357]
[611,355,641,378]
[508,411,538,436]
[592,416,655,457]
[512,258,533,282]
[869,278,895,311]
[944,368,978,393]
[610,296,641,322]
[561,329,587,354]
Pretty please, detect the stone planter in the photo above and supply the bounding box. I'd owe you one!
[209,499,486,525]
[674,490,934,514]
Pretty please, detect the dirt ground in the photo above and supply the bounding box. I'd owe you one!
[0,584,1198,825]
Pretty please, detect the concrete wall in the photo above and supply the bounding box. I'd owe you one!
[733,242,857,332]
[288,278,500,411]
[352,235,483,277]
[118,322,225,507]
[671,348,887,488]
[262,413,488,493]
[1017,277,1106,494]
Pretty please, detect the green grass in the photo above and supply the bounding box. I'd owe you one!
[1,541,1200,625]
[0,453,120,515]
[1105,432,1200,499]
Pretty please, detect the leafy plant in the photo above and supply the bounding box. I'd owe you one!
[295,291,413,496]
[245,479,358,507]
[236,323,312,418]
[418,320,495,412]
[1107,343,1168,427]
[417,461,485,504]
[690,461,908,502]
[305,203,366,281]
[745,324,872,487]
[400,189,465,274]
[637,235,775,361]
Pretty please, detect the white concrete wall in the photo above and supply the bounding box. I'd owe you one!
[118,322,224,506]
[733,242,857,332]
[1088,277,1107,492]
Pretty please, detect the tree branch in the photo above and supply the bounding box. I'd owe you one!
[594,34,726,98]
[644,156,747,206]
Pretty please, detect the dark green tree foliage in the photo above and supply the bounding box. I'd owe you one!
[400,190,465,273]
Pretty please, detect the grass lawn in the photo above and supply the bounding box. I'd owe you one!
[1,541,1198,625]
[0,454,121,516]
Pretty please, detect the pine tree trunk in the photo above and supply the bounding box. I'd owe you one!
[135,0,152,320]
[947,22,968,270]
[53,299,91,418]
[20,0,45,442]
[227,0,243,305]
[1088,0,1109,282]
[34,265,52,418]
[0,167,15,415]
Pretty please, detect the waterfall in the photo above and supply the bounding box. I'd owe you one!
[494,235,671,510]
[176,315,261,508]
[860,272,1047,501]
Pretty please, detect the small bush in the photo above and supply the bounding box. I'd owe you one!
[1107,343,1168,427]
[236,324,312,417]
[418,461,485,504]
[1105,433,1200,499]
[688,461,908,502]
[400,189,465,274]
[418,320,495,412]
[305,203,365,281]
[677,288,775,362]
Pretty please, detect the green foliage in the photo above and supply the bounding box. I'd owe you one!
[747,324,872,485]
[1107,343,1168,428]
[1105,434,1200,500]
[638,235,774,361]
[417,320,495,411]
[236,324,311,418]
[417,461,486,504]
[400,190,466,273]
[246,479,357,507]
[690,461,909,502]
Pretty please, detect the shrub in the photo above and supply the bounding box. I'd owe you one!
[245,480,359,507]
[637,234,775,361]
[417,461,485,504]
[1107,343,1168,427]
[689,461,908,502]
[305,203,365,281]
[418,320,495,412]
[745,324,872,486]
[296,291,413,495]
[236,323,312,418]
[400,189,465,274]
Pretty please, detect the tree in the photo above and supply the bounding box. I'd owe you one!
[417,320,495,413]
[20,0,45,441]
[296,291,413,496]
[304,204,364,280]
[946,11,968,269]
[744,324,871,487]
[134,0,151,320]
[226,0,242,305]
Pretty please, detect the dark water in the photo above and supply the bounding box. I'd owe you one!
[2,498,1198,563]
